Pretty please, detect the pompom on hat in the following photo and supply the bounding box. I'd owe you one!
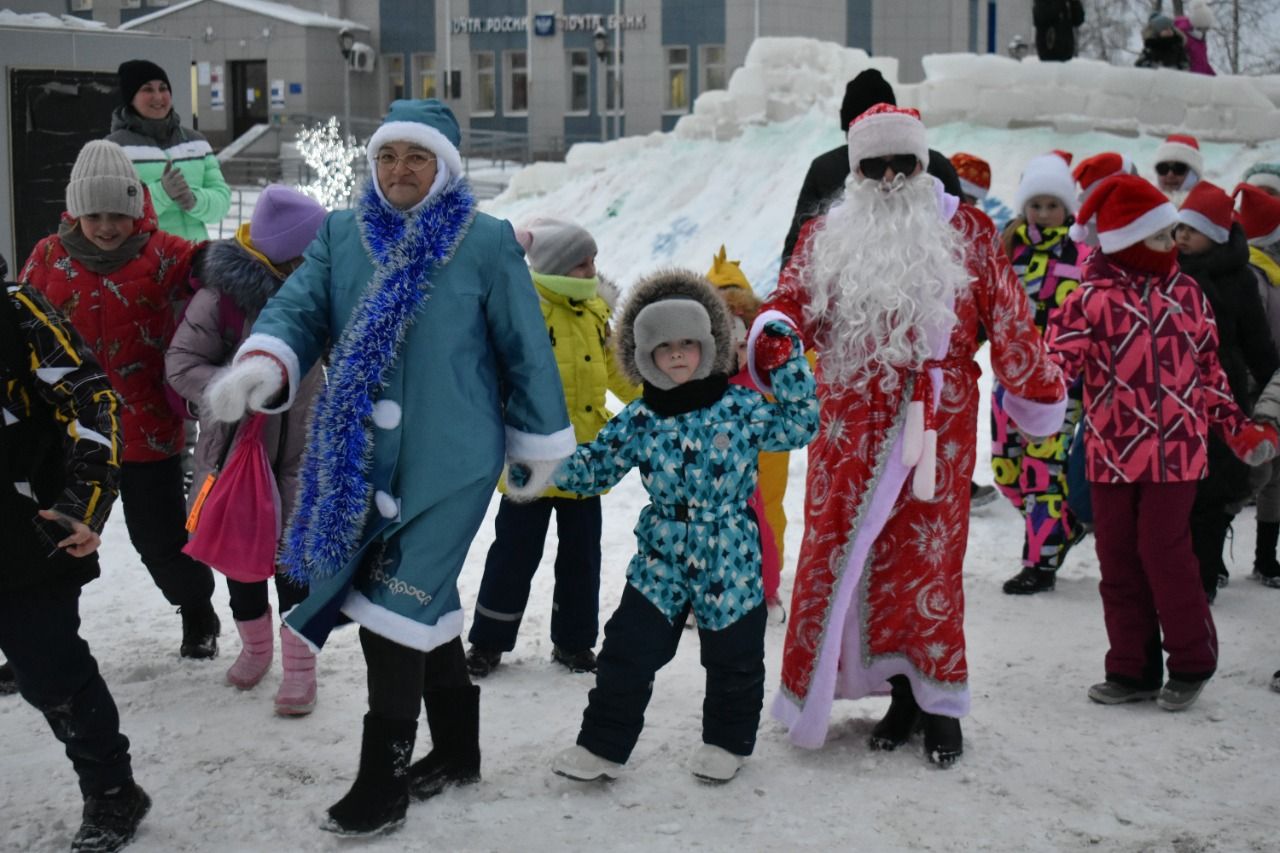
[949,152,990,201]
[65,140,144,220]
[1073,152,1134,203]
[1176,181,1233,245]
[846,104,928,177]
[1233,183,1280,248]
[249,184,328,264]
[514,217,597,276]
[1014,152,1079,215]
[1154,134,1204,179]
[1069,174,1179,254]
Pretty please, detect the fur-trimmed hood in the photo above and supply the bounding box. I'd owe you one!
[197,239,282,316]
[615,268,735,386]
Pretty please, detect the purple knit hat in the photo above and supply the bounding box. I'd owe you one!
[249,185,327,264]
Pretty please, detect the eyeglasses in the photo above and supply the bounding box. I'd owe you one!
[859,154,919,181]
[1155,161,1189,177]
[375,150,437,172]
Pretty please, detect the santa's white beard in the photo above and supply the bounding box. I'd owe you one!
[799,174,971,391]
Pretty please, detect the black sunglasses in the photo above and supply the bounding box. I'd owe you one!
[1155,161,1189,177]
[859,154,919,181]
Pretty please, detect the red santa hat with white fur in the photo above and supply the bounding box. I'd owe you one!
[1069,174,1179,254]
[846,103,929,176]
[1177,181,1233,245]
[1234,183,1280,247]
[1073,152,1135,203]
[1154,134,1204,179]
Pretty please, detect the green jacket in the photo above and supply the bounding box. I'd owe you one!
[106,107,231,241]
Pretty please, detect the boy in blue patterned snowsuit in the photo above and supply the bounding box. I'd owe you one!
[542,269,818,784]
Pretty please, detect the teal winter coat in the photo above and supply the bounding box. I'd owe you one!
[245,181,573,652]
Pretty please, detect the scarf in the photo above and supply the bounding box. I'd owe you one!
[57,220,151,275]
[642,373,730,417]
[1010,221,1082,334]
[532,271,598,302]
[282,178,476,582]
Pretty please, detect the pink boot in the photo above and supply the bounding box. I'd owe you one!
[225,606,274,690]
[275,624,316,716]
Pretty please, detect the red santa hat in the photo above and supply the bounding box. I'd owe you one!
[1069,174,1179,254]
[1234,183,1280,247]
[846,103,928,176]
[1153,134,1204,178]
[1177,181,1233,245]
[1073,152,1134,202]
[950,152,991,200]
[1014,152,1080,215]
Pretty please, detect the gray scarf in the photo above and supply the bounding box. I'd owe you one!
[58,220,151,274]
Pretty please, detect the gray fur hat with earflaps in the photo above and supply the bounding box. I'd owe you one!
[615,268,736,390]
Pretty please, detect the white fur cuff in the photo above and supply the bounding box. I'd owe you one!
[504,457,564,502]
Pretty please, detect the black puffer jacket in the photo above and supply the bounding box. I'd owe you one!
[1033,0,1085,61]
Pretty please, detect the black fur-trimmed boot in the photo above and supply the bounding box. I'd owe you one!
[868,675,920,751]
[922,712,963,768]
[322,714,417,836]
[409,684,481,800]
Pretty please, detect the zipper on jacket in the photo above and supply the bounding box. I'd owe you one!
[1144,276,1168,476]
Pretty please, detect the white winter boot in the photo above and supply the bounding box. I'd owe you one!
[689,743,743,783]
[551,745,624,781]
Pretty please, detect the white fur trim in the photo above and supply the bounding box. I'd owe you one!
[1014,155,1080,214]
[503,457,563,502]
[1154,140,1204,177]
[205,356,286,422]
[505,424,576,461]
[371,399,402,430]
[374,490,401,520]
[1178,209,1230,245]
[746,309,797,393]
[1097,202,1180,253]
[958,177,988,200]
[1249,221,1280,248]
[846,113,928,176]
[367,121,464,181]
[235,333,300,413]
[1247,173,1280,195]
[339,592,465,653]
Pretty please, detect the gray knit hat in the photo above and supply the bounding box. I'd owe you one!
[515,217,597,276]
[66,140,144,219]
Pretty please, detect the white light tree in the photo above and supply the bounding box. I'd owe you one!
[295,117,362,210]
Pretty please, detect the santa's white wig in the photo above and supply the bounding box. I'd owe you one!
[799,172,971,391]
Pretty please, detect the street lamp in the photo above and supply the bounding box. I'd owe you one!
[593,25,608,141]
[338,27,355,140]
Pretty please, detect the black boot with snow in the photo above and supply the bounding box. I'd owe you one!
[0,661,16,695]
[922,713,963,768]
[71,781,151,853]
[409,684,481,800]
[322,714,417,836]
[1254,521,1280,588]
[868,675,920,751]
[1002,566,1056,595]
[179,603,220,659]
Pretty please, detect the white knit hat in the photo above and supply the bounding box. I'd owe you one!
[514,217,597,276]
[1153,134,1204,180]
[846,104,928,177]
[65,140,144,219]
[1014,153,1079,215]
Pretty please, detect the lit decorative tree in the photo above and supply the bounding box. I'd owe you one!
[296,117,362,209]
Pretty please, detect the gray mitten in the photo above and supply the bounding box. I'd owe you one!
[161,162,197,211]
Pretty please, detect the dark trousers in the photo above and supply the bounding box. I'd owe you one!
[227,574,309,622]
[1092,481,1218,686]
[578,584,767,765]
[361,629,472,722]
[469,496,602,654]
[0,586,133,797]
[121,456,214,608]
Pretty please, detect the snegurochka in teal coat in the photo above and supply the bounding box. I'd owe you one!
[206,98,574,836]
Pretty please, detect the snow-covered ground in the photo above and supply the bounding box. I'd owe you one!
[6,39,1280,853]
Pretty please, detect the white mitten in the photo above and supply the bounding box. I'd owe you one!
[204,356,285,422]
[504,457,565,502]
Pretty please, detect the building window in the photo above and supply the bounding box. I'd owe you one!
[664,46,689,113]
[606,50,624,112]
[567,49,589,113]
[505,50,528,114]
[384,54,405,109]
[700,45,727,93]
[412,53,436,99]
[69,0,93,9]
[473,52,496,114]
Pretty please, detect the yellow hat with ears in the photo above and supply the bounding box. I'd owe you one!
[705,245,752,291]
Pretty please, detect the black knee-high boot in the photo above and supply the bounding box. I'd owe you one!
[409,685,481,800]
[322,713,417,836]
[868,675,920,751]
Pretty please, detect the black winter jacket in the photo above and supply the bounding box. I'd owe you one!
[1034,0,1084,61]
[1,272,122,592]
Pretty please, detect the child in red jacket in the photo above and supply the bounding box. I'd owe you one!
[1046,175,1278,712]
[21,140,219,660]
